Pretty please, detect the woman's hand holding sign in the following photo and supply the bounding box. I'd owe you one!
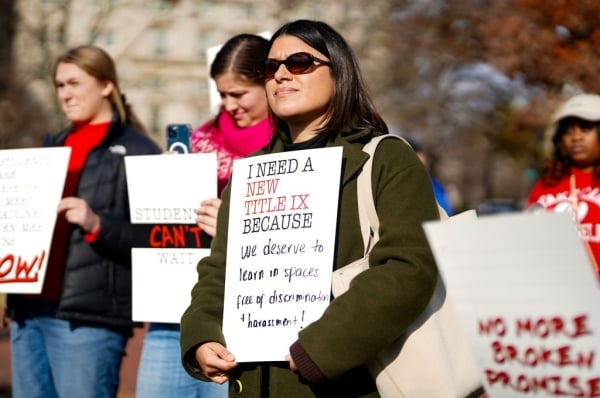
[58,196,100,233]
[195,341,237,384]
[195,198,221,237]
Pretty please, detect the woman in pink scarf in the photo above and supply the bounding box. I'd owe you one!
[136,33,272,398]
[193,103,272,197]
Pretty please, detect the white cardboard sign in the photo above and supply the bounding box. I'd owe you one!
[0,147,70,293]
[125,153,217,323]
[423,212,600,398]
[222,147,343,362]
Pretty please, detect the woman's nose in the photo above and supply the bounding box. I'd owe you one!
[571,126,585,138]
[222,97,237,112]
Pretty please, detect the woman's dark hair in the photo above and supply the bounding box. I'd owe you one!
[541,117,600,185]
[267,19,388,138]
[210,34,269,85]
[53,45,148,134]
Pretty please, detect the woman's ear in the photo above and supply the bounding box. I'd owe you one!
[101,80,115,97]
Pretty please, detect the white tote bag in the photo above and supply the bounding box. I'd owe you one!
[332,135,482,398]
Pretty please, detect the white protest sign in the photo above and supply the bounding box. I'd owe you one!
[222,147,343,362]
[0,147,71,293]
[125,153,217,323]
[0,147,70,294]
[423,212,600,398]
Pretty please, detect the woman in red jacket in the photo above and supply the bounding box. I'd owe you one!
[527,93,600,278]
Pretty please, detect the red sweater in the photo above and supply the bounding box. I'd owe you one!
[191,111,272,195]
[37,122,108,300]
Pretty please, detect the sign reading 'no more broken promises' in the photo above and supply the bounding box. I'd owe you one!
[423,212,600,398]
[223,147,343,362]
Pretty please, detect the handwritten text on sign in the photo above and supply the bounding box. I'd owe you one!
[223,147,343,362]
[423,213,600,398]
[0,147,70,293]
[479,314,598,397]
[125,153,217,323]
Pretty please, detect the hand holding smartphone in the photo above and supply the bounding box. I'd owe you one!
[166,123,192,154]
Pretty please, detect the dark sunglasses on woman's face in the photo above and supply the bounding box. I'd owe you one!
[258,52,332,80]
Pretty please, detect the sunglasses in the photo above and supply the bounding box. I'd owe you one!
[259,52,332,80]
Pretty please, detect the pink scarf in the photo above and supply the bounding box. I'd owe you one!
[191,111,272,195]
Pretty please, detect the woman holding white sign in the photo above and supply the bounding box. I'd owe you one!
[180,20,463,397]
[136,34,272,397]
[5,45,162,398]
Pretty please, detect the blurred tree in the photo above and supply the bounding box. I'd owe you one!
[0,0,125,151]
[380,0,600,207]
[450,0,600,202]
[5,0,600,207]
[464,0,600,92]
[0,0,15,95]
[0,0,50,149]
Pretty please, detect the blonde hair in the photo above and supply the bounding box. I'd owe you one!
[53,45,147,134]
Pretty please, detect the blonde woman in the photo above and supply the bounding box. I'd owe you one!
[6,45,161,398]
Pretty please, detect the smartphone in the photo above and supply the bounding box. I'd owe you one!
[166,123,192,154]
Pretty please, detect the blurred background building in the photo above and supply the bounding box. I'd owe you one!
[4,0,600,211]
[10,0,390,142]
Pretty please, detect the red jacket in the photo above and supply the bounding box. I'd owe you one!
[528,167,600,278]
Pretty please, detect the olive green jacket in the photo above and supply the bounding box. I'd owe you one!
[180,128,440,398]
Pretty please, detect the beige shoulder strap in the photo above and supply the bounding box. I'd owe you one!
[358,135,474,255]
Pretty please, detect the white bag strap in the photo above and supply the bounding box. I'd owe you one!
[359,135,450,256]
[358,135,393,255]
